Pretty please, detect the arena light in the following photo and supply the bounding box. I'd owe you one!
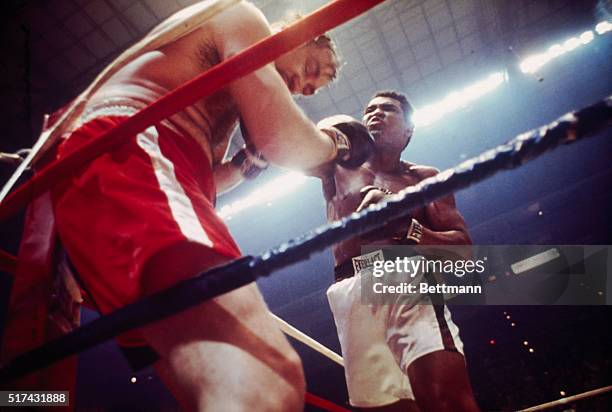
[579,30,594,44]
[413,72,506,127]
[595,20,612,35]
[218,171,307,219]
[519,36,586,74]
[520,21,610,74]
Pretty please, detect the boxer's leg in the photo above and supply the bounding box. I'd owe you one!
[408,350,479,412]
[139,242,305,411]
[387,295,479,412]
[327,274,416,410]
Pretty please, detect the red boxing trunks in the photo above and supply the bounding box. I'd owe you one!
[52,111,241,345]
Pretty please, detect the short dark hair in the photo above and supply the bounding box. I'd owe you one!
[372,90,414,122]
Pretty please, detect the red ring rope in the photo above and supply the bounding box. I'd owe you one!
[305,392,351,412]
[0,0,384,223]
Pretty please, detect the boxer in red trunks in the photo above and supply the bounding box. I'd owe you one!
[50,2,373,410]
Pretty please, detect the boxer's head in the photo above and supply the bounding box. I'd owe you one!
[273,17,339,96]
[363,90,415,152]
[274,35,338,96]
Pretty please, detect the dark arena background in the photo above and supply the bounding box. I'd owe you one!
[1,0,611,411]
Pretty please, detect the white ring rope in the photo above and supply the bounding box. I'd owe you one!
[518,385,612,411]
[270,312,345,367]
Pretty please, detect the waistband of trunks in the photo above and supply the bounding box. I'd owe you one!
[333,259,355,282]
[334,248,427,282]
[333,249,387,282]
[71,98,175,135]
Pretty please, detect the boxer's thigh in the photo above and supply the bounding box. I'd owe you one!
[327,275,413,407]
[140,242,304,411]
[386,298,463,373]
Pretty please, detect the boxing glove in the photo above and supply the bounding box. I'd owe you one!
[317,114,374,168]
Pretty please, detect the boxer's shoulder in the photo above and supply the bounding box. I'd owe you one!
[208,0,273,59]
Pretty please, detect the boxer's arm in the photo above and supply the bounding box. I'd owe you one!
[358,192,470,245]
[420,194,471,245]
[214,162,244,195]
[214,146,268,195]
[416,168,471,245]
[304,162,335,179]
[144,1,218,39]
[353,172,471,245]
[356,187,412,241]
[212,2,337,169]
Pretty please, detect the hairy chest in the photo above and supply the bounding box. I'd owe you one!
[193,39,239,162]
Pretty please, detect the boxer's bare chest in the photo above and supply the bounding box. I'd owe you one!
[326,162,428,264]
[190,40,239,163]
[92,34,239,165]
[328,162,425,219]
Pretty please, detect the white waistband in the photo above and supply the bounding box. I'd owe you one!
[70,99,176,137]
[81,104,139,124]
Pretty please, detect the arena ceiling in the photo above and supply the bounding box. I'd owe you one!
[0,0,606,153]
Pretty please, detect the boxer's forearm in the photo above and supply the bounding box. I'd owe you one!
[266,129,337,170]
[235,78,337,170]
[214,162,245,195]
[420,226,472,246]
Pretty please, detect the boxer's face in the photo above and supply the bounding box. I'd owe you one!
[363,96,414,151]
[275,44,337,96]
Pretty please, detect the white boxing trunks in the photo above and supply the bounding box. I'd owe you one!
[326,251,464,407]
